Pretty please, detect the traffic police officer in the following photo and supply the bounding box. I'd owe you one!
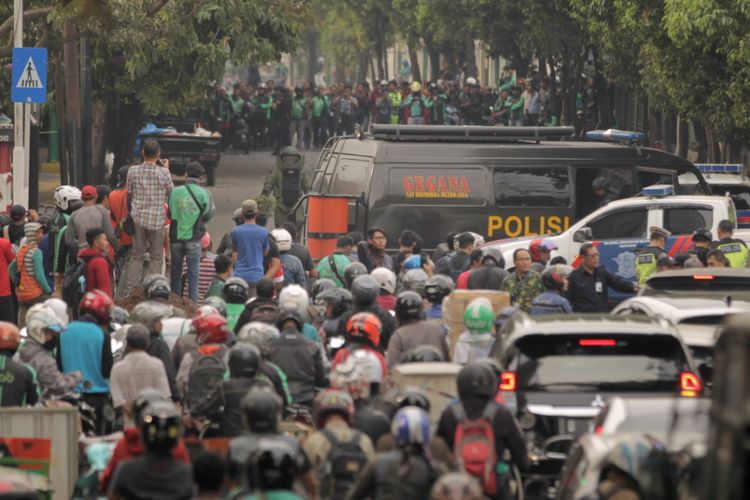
[712,219,749,268]
[636,226,670,286]
[261,146,310,227]
[690,228,713,266]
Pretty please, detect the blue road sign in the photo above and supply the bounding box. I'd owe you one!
[11,48,48,104]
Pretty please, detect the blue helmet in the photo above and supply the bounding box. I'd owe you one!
[402,255,423,270]
[391,406,431,447]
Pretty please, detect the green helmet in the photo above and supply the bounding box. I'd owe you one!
[277,146,304,170]
[463,297,494,334]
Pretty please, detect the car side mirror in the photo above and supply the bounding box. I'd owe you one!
[573,227,593,243]
[698,362,714,384]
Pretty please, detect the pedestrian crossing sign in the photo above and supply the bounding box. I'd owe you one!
[11,48,48,103]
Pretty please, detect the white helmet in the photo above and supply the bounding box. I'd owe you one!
[371,267,396,295]
[271,228,293,252]
[351,349,383,384]
[237,322,280,357]
[26,305,64,344]
[53,185,82,211]
[466,77,477,86]
[278,284,310,323]
[43,298,69,327]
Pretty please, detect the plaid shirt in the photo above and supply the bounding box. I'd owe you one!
[126,162,173,230]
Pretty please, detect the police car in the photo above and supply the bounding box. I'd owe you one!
[680,164,750,228]
[484,185,750,299]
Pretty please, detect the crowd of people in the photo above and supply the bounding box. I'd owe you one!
[208,71,600,154]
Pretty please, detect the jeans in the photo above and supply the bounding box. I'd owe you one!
[289,119,305,148]
[125,224,165,295]
[170,239,201,303]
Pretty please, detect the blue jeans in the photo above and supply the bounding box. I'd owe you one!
[170,239,201,303]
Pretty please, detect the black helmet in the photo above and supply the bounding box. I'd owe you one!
[248,437,299,491]
[143,274,171,300]
[228,344,261,378]
[481,247,505,267]
[351,275,380,308]
[401,345,445,363]
[223,277,250,304]
[390,386,431,412]
[110,306,130,326]
[275,308,304,330]
[457,363,496,401]
[203,296,228,318]
[241,386,282,432]
[400,269,429,297]
[133,389,169,427]
[317,288,353,318]
[592,176,610,191]
[395,291,424,323]
[311,278,337,300]
[692,228,713,242]
[541,264,573,292]
[344,262,368,289]
[139,400,181,453]
[424,275,455,305]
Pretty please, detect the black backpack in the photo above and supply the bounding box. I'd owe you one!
[62,259,87,309]
[281,168,301,206]
[319,428,369,500]
[186,349,227,414]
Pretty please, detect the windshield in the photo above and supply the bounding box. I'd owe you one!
[712,184,750,210]
[515,334,685,392]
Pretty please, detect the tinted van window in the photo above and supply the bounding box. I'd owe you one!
[387,167,486,206]
[330,156,371,194]
[588,208,647,239]
[494,167,570,207]
[663,207,713,235]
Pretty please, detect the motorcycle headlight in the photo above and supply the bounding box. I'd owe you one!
[520,411,537,430]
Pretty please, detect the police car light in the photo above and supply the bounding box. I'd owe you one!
[641,185,674,197]
[585,129,647,143]
[695,163,743,174]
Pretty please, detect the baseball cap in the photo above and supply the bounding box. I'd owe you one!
[649,226,671,240]
[10,205,25,221]
[186,162,205,179]
[692,228,712,242]
[81,185,98,200]
[241,199,258,216]
[539,239,558,251]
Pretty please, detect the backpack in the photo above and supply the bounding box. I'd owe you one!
[250,303,279,324]
[319,428,369,500]
[62,259,87,308]
[186,349,227,413]
[452,403,499,496]
[281,168,301,206]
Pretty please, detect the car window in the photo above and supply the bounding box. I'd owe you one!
[663,207,713,235]
[588,209,648,240]
[638,169,675,190]
[330,156,371,194]
[717,185,750,210]
[514,334,686,392]
[493,167,571,207]
[676,170,707,195]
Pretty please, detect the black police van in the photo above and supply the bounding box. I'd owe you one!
[298,125,710,255]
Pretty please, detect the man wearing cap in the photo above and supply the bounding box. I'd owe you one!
[712,219,749,268]
[436,232,476,283]
[167,161,215,303]
[231,199,269,295]
[3,204,35,246]
[109,324,170,427]
[65,185,120,255]
[690,229,713,266]
[9,223,52,327]
[635,226,670,287]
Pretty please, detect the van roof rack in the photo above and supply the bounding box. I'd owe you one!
[370,124,574,143]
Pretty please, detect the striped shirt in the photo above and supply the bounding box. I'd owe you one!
[182,252,217,300]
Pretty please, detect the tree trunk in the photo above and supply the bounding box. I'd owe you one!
[63,21,82,186]
[464,36,477,78]
[692,121,708,163]
[90,99,108,184]
[357,49,370,83]
[705,127,720,163]
[408,45,421,82]
[305,28,318,83]
[590,46,612,128]
[676,115,689,158]
[425,38,440,81]
[377,13,387,80]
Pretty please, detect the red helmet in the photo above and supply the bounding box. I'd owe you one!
[346,312,382,347]
[0,322,20,351]
[193,312,229,345]
[78,290,113,323]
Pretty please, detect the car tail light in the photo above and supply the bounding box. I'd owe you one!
[499,372,517,392]
[594,425,604,435]
[680,372,702,397]
[579,338,617,347]
[693,274,715,281]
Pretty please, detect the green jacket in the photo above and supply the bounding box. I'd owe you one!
[502,270,544,312]
[291,97,307,120]
[252,95,273,120]
[316,253,352,287]
[507,96,525,121]
[168,182,212,241]
[204,276,225,300]
[311,96,327,118]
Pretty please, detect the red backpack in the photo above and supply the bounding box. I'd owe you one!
[452,403,499,495]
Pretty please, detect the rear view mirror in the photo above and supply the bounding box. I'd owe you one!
[573,227,593,243]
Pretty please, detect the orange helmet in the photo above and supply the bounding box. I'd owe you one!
[193,312,229,345]
[0,322,20,351]
[346,312,382,347]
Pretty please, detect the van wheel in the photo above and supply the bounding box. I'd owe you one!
[206,164,216,186]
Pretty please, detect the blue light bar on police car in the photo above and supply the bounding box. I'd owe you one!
[642,185,674,197]
[695,163,743,174]
[585,129,647,142]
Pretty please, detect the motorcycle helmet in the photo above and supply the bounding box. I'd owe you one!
[53,185,82,211]
[193,312,229,345]
[241,385,283,432]
[278,285,310,322]
[389,386,430,412]
[351,275,380,308]
[131,301,173,333]
[142,274,171,300]
[271,228,293,252]
[457,363,496,401]
[481,246,505,267]
[237,322,280,357]
[203,296,227,318]
[228,344,261,378]
[371,267,397,295]
[351,349,384,386]
[25,306,63,344]
[395,291,424,323]
[541,264,573,292]
[313,389,355,427]
[465,77,477,86]
[410,81,422,92]
[330,357,370,400]
[0,322,21,352]
[139,400,181,453]
[346,312,382,348]
[344,262,368,289]
[592,176,610,192]
[391,406,431,447]
[109,306,130,328]
[424,275,454,305]
[43,298,69,327]
[400,269,429,297]
[232,208,244,225]
[133,389,169,427]
[316,288,353,318]
[401,345,445,363]
[78,290,114,323]
[311,278,337,300]
[248,437,299,491]
[223,277,250,304]
[431,473,483,500]
[463,297,494,334]
[275,308,304,331]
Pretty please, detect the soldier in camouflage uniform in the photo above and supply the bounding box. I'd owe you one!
[261,146,310,227]
[502,248,544,312]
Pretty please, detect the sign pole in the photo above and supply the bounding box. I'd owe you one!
[12,0,27,208]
